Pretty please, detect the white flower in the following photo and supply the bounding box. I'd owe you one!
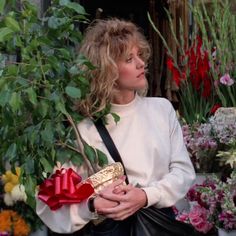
[3,192,14,206]
[11,184,27,202]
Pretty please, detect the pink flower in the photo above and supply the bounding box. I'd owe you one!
[176,212,189,222]
[219,73,234,86]
[188,205,213,234]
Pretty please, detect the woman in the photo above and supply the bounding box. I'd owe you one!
[36,18,196,235]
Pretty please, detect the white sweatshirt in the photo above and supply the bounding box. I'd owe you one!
[36,95,196,233]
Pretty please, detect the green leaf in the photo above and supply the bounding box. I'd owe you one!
[57,48,71,60]
[70,153,84,166]
[66,2,86,15]
[48,16,69,29]
[78,76,89,86]
[56,149,72,164]
[59,0,69,5]
[65,86,81,99]
[0,90,11,106]
[40,157,53,173]
[0,27,13,42]
[0,0,6,14]
[97,149,108,167]
[56,101,68,115]
[22,158,35,175]
[38,100,49,118]
[111,113,120,124]
[41,122,54,144]
[17,78,29,87]
[26,87,38,105]
[68,65,79,75]
[84,143,96,163]
[9,92,22,112]
[7,64,18,76]
[59,0,86,15]
[24,175,37,208]
[5,143,17,161]
[5,16,21,32]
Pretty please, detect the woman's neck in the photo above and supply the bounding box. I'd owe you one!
[112,91,135,104]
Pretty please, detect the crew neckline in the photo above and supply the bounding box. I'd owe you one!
[110,94,140,117]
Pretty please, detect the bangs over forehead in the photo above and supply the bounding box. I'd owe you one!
[108,25,150,62]
[84,18,150,63]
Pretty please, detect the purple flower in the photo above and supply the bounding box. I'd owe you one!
[219,74,234,86]
[219,211,236,230]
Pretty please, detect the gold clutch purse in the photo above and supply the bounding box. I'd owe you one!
[84,162,124,225]
[86,162,124,193]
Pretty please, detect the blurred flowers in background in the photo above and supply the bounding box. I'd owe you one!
[182,107,236,173]
[176,170,236,234]
[2,167,27,206]
[0,167,43,235]
[0,210,30,236]
[166,35,214,124]
[149,0,236,125]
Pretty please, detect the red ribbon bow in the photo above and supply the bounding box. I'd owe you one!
[38,168,94,210]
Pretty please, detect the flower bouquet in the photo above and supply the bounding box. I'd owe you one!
[0,168,44,236]
[181,107,236,173]
[176,170,236,234]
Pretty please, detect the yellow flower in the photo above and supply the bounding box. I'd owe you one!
[11,175,19,185]
[2,168,21,193]
[0,210,30,236]
[4,182,14,193]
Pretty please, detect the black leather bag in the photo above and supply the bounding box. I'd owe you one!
[131,206,197,236]
[94,119,199,236]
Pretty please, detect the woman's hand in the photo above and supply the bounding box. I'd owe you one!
[93,177,126,210]
[96,184,147,220]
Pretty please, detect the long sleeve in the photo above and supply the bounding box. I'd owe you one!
[36,198,92,233]
[35,95,196,233]
[142,101,196,208]
[36,164,95,233]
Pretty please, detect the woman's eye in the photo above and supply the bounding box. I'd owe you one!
[126,57,132,63]
[138,52,143,58]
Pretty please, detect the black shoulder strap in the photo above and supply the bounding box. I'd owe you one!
[94,118,129,184]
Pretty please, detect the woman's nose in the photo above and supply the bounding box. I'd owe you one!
[136,57,145,68]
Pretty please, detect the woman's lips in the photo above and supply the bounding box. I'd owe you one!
[137,72,145,78]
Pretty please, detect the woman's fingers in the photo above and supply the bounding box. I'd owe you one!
[94,196,119,209]
[97,201,139,220]
[113,183,132,194]
[100,184,133,201]
[97,187,147,220]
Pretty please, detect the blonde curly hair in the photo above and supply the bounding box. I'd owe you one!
[76,18,151,117]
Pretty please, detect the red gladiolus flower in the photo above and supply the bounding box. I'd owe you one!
[166,57,185,86]
[210,104,221,114]
[167,36,212,98]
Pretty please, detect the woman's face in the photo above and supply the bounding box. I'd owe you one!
[116,46,147,94]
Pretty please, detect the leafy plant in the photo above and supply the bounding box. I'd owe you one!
[148,0,236,124]
[0,0,108,209]
[192,0,236,107]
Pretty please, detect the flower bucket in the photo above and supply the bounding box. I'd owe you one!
[218,228,236,236]
[30,225,48,236]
